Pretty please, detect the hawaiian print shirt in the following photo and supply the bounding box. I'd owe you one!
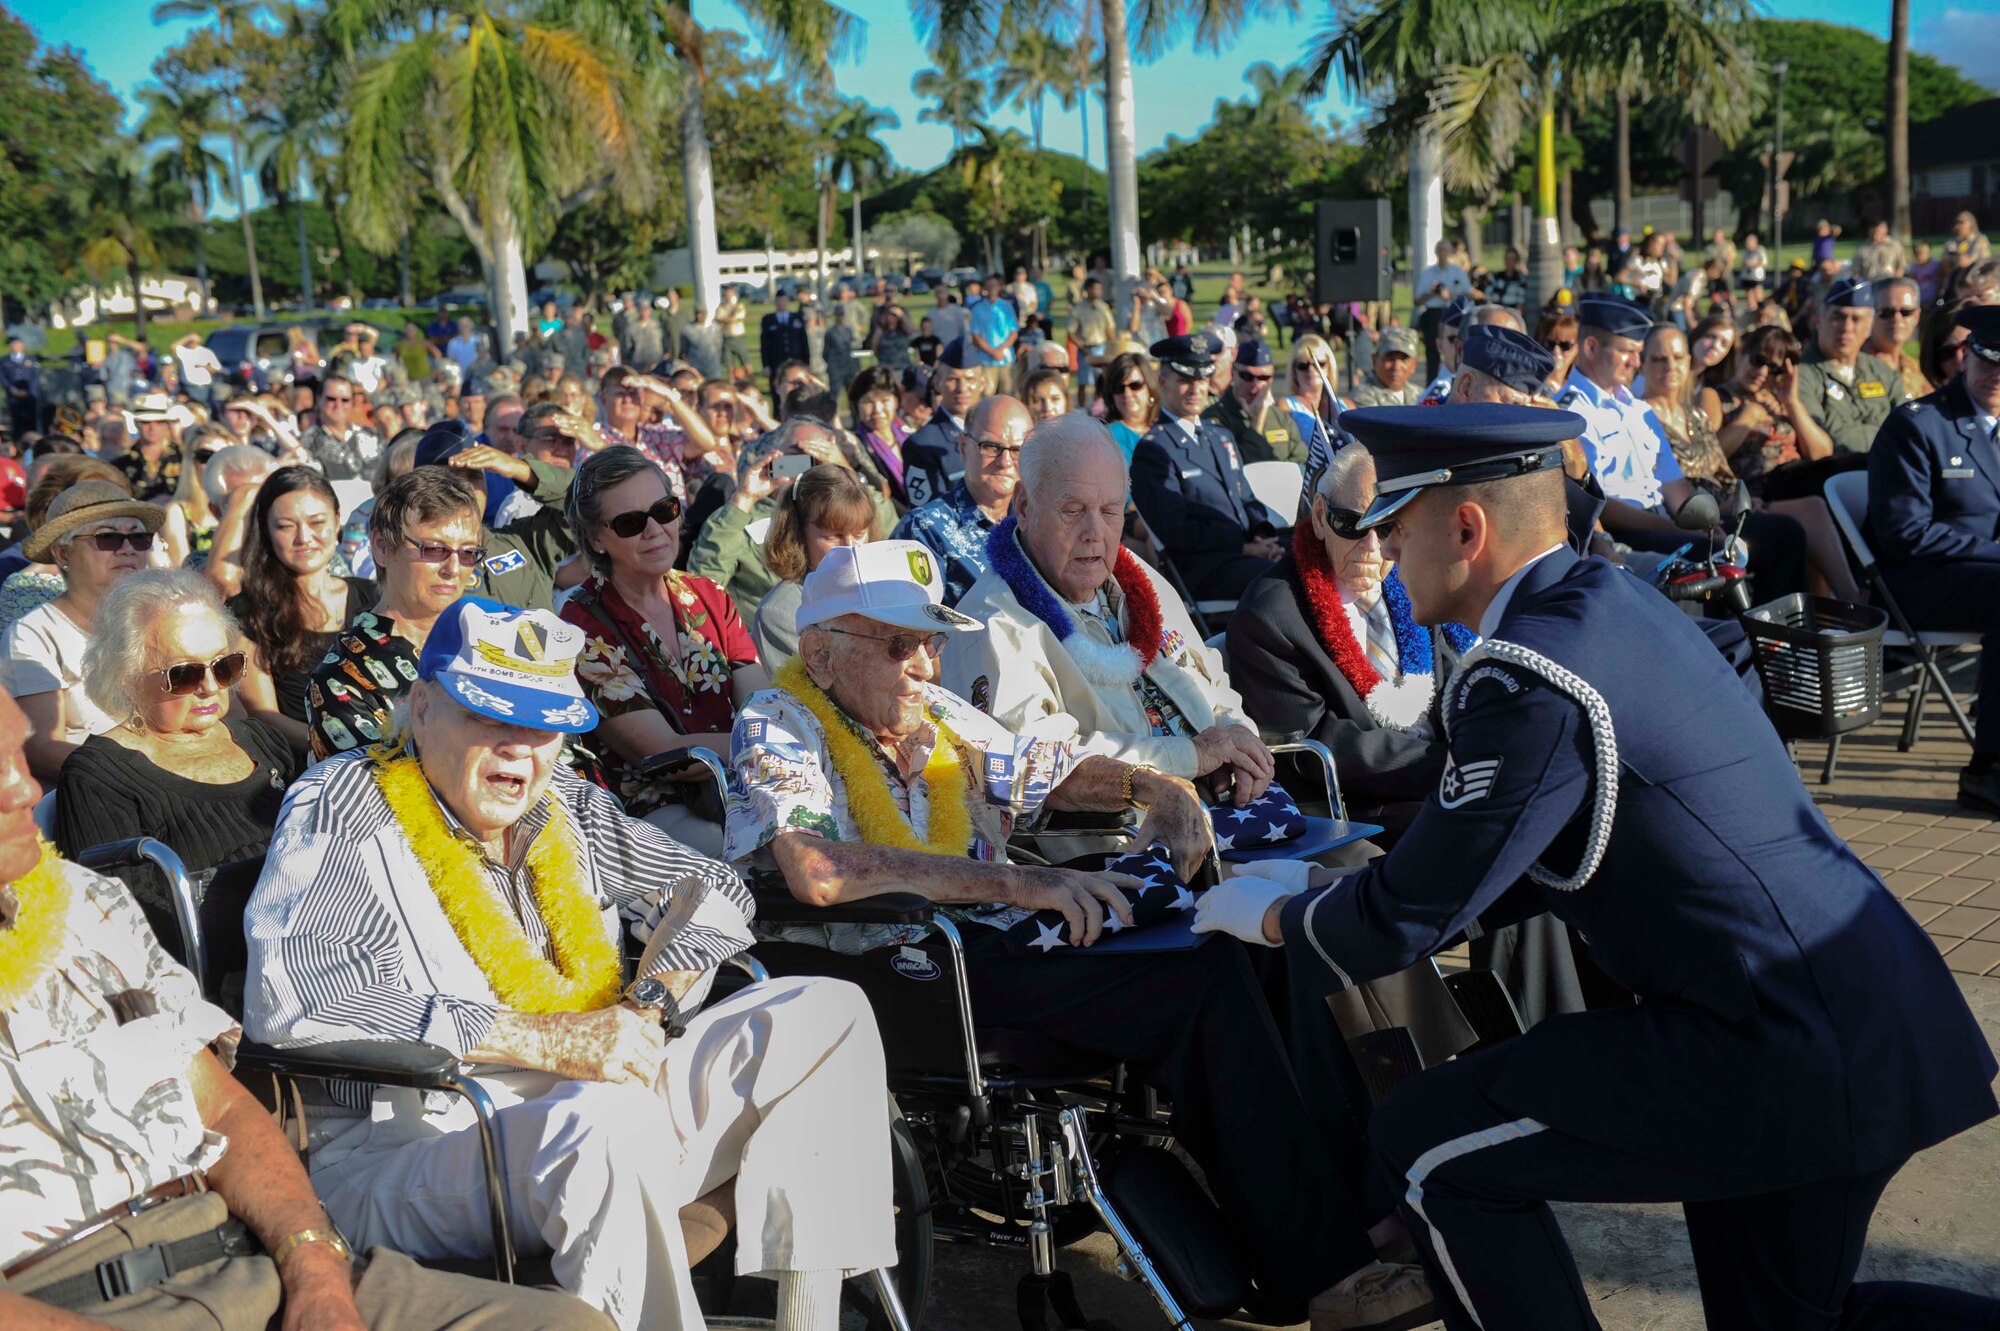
[561,571,759,818]
[0,862,237,1268]
[304,611,422,760]
[598,420,687,505]
[724,680,1074,953]
[112,443,184,503]
[889,481,997,607]
[299,423,384,483]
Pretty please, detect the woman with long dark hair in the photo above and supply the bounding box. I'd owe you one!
[229,465,380,753]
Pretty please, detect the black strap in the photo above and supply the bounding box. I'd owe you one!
[25,1220,263,1311]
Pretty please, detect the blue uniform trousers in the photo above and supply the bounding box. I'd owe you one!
[1372,1041,2000,1331]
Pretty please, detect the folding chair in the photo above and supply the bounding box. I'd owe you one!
[1241,461,1306,525]
[1821,471,1978,751]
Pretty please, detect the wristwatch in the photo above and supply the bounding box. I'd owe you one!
[626,976,689,1039]
[272,1227,352,1270]
[1122,763,1158,812]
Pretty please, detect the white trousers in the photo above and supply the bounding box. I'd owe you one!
[311,976,896,1331]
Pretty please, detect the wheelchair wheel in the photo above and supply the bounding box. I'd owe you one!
[846,1096,933,1331]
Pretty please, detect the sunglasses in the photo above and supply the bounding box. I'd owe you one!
[1323,507,1388,541]
[323,394,354,405]
[194,447,219,464]
[1545,339,1576,352]
[1754,356,1792,372]
[822,625,947,662]
[76,529,155,553]
[604,495,683,538]
[1877,306,1920,317]
[401,534,489,565]
[153,651,247,696]
[1115,380,1149,394]
[1236,369,1275,383]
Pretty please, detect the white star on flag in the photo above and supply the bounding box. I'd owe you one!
[1169,885,1197,912]
[1134,874,1162,894]
[1264,820,1288,843]
[1029,920,1069,952]
[1216,832,1236,851]
[1147,857,1175,875]
[1228,808,1255,824]
[1103,910,1128,932]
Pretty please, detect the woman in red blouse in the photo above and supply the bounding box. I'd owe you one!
[560,445,768,852]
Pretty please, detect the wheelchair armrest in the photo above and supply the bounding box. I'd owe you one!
[75,837,152,871]
[751,887,937,926]
[235,1038,462,1090]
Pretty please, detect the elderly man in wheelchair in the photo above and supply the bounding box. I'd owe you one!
[724,540,1435,1331]
[0,683,607,1330]
[240,597,898,1331]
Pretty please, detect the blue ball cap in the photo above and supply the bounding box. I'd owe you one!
[1576,294,1654,342]
[418,596,600,733]
[1341,403,1586,528]
[1957,304,2000,364]
[1440,295,1480,329]
[1460,326,1557,396]
[414,419,477,468]
[1821,275,1875,310]
[1235,338,1274,368]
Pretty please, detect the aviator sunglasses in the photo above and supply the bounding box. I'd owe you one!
[152,651,247,696]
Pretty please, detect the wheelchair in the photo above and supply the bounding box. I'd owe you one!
[73,834,920,1331]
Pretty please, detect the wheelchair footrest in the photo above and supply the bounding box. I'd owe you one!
[1097,1146,1250,1319]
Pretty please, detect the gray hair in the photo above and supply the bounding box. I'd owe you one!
[1314,443,1376,510]
[568,443,667,576]
[82,569,238,724]
[201,445,274,506]
[1470,305,1525,333]
[1872,276,1919,304]
[1018,414,1126,499]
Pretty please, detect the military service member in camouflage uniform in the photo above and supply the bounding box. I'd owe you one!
[1795,275,1909,453]
[1350,327,1426,407]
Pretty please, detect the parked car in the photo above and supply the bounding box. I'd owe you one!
[947,266,981,288]
[205,322,344,390]
[915,268,946,288]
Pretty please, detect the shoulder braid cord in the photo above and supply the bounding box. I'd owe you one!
[1443,639,1619,893]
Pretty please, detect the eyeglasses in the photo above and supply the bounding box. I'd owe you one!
[401,534,488,565]
[76,529,155,553]
[152,651,247,696]
[1544,339,1576,353]
[1323,507,1389,541]
[974,438,1024,462]
[604,495,683,538]
[822,625,946,661]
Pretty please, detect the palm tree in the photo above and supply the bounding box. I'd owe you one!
[823,99,898,279]
[993,27,1067,153]
[152,0,269,318]
[1311,0,1761,311]
[1887,0,1910,241]
[77,147,168,340]
[327,0,661,344]
[134,81,230,312]
[1244,60,1312,125]
[914,48,986,152]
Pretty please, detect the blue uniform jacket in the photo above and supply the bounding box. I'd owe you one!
[1281,548,1997,1187]
[1130,416,1279,565]
[901,413,964,507]
[1866,376,2000,566]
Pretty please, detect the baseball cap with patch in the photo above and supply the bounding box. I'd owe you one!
[418,596,599,733]
[797,540,983,635]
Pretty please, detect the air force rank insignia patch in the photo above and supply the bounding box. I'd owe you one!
[1438,753,1502,809]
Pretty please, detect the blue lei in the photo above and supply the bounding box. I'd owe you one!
[1383,572,1479,673]
[987,516,1072,640]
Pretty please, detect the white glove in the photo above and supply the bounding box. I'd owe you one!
[1229,857,1314,893]
[1191,874,1292,947]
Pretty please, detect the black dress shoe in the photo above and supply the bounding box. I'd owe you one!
[1957,767,2000,815]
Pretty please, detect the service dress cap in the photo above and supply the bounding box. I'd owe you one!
[1820,276,1875,310]
[1575,294,1654,342]
[1149,332,1219,379]
[1341,403,1586,529]
[1956,304,2000,364]
[1460,326,1558,397]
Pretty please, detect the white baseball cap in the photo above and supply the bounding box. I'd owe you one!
[419,597,599,733]
[797,541,982,635]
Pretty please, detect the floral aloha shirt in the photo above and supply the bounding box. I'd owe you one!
[561,570,759,817]
[722,679,1075,953]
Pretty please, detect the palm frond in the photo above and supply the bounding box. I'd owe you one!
[1425,53,1534,195]
[342,32,437,251]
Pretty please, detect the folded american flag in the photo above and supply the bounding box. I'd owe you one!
[1210,781,1306,850]
[1001,845,1201,955]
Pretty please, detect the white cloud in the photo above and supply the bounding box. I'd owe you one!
[1914,7,2000,95]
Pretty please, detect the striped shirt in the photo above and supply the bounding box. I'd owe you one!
[245,748,754,1108]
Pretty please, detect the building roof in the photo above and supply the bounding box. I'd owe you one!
[1911,99,2000,171]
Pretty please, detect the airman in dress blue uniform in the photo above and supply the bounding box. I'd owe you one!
[901,338,975,506]
[1194,403,2000,1331]
[1868,303,2000,815]
[1130,332,1284,601]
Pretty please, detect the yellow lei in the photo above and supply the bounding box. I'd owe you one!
[0,841,71,1012]
[374,754,622,1013]
[775,657,974,856]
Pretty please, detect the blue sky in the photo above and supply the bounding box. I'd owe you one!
[12,0,1998,208]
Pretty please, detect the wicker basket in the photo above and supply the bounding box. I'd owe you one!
[1743,594,1888,739]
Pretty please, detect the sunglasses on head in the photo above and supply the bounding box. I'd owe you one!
[823,625,947,662]
[604,495,683,538]
[153,651,247,696]
[76,529,155,553]
[401,534,488,565]
[1324,507,1388,541]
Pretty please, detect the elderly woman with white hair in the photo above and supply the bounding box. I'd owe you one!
[54,567,298,940]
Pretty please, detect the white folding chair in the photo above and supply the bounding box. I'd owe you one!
[1822,471,1978,750]
[1242,460,1306,521]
